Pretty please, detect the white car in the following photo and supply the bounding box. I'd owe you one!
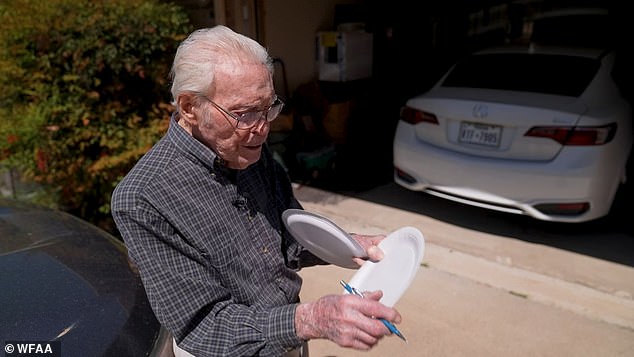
[393,45,632,223]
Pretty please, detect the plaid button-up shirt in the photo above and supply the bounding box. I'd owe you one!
[111,116,324,356]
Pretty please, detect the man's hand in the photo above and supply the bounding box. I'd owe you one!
[350,233,385,266]
[294,291,402,350]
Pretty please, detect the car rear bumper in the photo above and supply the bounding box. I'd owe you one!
[393,124,624,222]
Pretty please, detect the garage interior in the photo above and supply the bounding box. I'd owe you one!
[173,0,629,193]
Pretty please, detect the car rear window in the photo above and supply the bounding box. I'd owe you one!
[441,53,600,97]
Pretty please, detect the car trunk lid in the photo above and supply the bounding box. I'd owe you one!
[404,88,588,161]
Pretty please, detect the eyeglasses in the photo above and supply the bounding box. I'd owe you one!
[200,95,284,130]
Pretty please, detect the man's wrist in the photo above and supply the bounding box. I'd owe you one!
[294,302,317,340]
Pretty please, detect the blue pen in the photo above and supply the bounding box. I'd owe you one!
[339,280,407,342]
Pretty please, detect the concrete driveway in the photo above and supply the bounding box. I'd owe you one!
[293,183,634,357]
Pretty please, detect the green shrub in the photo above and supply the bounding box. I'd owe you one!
[0,0,192,231]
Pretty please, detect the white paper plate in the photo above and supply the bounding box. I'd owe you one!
[282,209,366,269]
[347,226,425,307]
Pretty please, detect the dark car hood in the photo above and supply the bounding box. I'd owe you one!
[0,200,162,356]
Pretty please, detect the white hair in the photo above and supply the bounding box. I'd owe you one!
[169,25,273,108]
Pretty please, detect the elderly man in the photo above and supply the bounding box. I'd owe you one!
[111,25,401,357]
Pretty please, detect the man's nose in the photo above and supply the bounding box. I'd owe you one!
[250,117,270,135]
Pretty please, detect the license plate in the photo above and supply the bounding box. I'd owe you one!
[459,122,502,147]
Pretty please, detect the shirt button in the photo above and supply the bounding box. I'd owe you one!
[261,247,269,253]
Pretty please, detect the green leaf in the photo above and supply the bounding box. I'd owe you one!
[0,0,192,231]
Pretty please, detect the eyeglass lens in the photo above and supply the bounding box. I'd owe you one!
[236,99,284,129]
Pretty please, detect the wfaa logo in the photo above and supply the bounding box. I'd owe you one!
[3,341,60,357]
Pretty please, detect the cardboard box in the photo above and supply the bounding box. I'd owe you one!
[269,112,294,132]
[323,100,353,143]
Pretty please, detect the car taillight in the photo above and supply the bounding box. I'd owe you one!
[524,123,617,145]
[400,107,439,125]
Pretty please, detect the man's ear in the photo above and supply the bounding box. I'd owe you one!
[176,93,199,126]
